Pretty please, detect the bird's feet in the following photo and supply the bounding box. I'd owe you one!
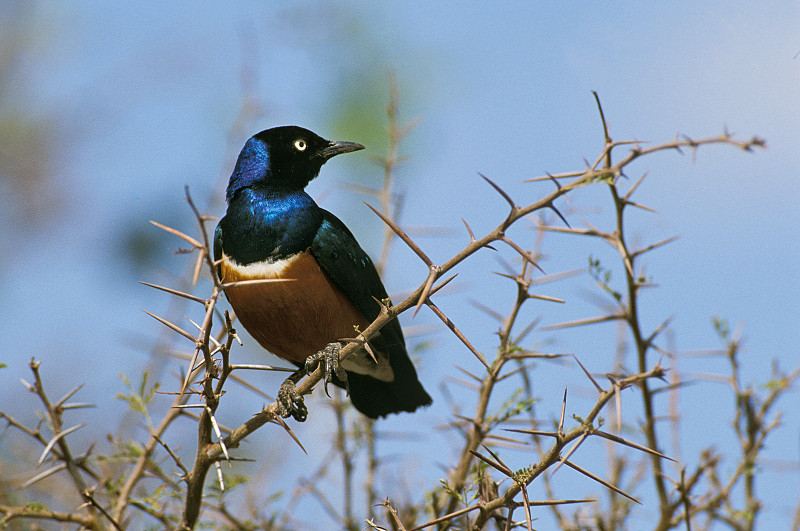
[304,342,349,397]
[276,343,349,422]
[277,376,308,422]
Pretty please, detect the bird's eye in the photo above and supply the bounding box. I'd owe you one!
[293,139,307,151]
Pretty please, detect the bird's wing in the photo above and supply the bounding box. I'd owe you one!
[311,210,431,417]
[309,209,404,347]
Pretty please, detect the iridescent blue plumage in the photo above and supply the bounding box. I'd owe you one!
[226,135,272,202]
[214,126,432,419]
[217,188,322,265]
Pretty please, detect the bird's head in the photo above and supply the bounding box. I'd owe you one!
[226,126,364,202]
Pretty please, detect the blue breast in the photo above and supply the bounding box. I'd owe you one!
[218,187,323,265]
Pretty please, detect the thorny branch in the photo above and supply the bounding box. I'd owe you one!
[156,109,767,530]
[4,93,797,531]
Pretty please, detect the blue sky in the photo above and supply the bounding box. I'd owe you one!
[2,1,798,528]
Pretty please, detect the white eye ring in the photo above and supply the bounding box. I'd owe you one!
[294,139,307,151]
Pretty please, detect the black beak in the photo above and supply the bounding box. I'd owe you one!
[318,140,365,161]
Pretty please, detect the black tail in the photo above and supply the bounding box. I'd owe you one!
[345,354,432,418]
[344,320,431,418]
[300,335,431,418]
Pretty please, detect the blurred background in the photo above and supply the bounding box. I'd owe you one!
[1,1,798,528]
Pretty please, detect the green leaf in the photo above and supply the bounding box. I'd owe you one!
[116,372,160,429]
[712,316,730,340]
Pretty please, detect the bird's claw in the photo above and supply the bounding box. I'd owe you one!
[277,378,308,422]
[304,342,349,397]
[276,343,349,422]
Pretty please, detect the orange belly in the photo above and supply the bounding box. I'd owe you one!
[219,251,370,365]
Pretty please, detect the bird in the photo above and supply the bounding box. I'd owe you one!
[214,126,432,421]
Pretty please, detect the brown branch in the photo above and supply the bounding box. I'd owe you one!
[142,108,767,529]
[0,504,96,528]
